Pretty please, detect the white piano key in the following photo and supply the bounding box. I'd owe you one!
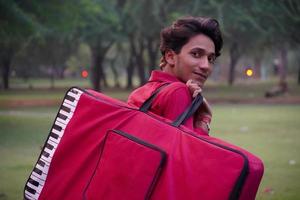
[27,182,42,196]
[47,139,58,149]
[51,128,63,138]
[56,117,67,126]
[56,112,72,125]
[44,147,55,159]
[40,154,51,165]
[36,160,49,174]
[59,109,73,119]
[55,120,66,130]
[35,170,47,181]
[64,98,77,107]
[67,91,81,100]
[62,101,75,113]
[30,174,44,186]
[48,135,61,145]
[32,170,45,182]
[25,190,38,200]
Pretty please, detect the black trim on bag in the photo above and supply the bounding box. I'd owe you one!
[82,129,167,200]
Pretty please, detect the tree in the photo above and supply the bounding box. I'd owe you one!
[250,0,300,89]
[0,0,37,89]
[0,0,81,89]
[78,0,120,91]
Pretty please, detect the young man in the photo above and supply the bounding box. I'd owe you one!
[128,16,223,135]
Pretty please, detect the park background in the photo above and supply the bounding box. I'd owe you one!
[0,0,300,199]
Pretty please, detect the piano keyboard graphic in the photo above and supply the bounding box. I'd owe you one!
[24,88,83,200]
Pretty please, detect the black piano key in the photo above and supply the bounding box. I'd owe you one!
[61,104,71,113]
[28,177,39,187]
[65,95,75,102]
[71,89,79,94]
[50,131,59,139]
[46,143,54,150]
[53,124,62,132]
[42,151,50,158]
[58,112,68,120]
[33,167,42,175]
[37,159,45,167]
[25,185,36,194]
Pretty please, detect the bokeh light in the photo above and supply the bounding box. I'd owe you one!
[81,70,89,78]
[246,68,253,77]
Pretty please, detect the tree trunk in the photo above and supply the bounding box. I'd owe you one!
[126,37,136,89]
[126,55,135,89]
[49,66,55,89]
[1,56,11,90]
[278,47,288,91]
[0,47,14,90]
[135,38,146,86]
[298,65,300,85]
[136,54,146,85]
[298,57,300,85]
[90,41,113,91]
[91,47,104,91]
[99,61,108,88]
[254,56,262,79]
[146,37,159,75]
[228,42,240,85]
[110,60,120,88]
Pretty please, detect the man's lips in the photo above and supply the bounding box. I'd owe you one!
[193,72,207,80]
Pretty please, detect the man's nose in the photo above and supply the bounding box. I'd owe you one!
[199,56,210,70]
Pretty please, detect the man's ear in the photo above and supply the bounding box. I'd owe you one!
[165,50,176,66]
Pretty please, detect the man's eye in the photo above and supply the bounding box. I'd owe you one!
[191,52,201,58]
[208,56,216,64]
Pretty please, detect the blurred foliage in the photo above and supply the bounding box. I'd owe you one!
[1,0,300,90]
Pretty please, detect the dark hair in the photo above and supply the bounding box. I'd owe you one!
[160,16,223,57]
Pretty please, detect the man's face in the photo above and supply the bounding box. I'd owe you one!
[168,34,216,88]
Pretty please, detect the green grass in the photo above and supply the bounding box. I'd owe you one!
[0,105,299,199]
[0,107,56,200]
[211,105,300,200]
[2,77,299,102]
[204,78,300,99]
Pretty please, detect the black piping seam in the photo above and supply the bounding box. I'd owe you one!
[113,130,167,200]
[82,131,108,200]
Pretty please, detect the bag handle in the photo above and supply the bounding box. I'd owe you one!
[139,83,203,127]
[171,94,203,127]
[139,83,169,112]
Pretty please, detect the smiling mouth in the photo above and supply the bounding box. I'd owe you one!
[193,72,207,80]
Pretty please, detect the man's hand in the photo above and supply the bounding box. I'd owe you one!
[186,79,212,133]
[186,79,202,98]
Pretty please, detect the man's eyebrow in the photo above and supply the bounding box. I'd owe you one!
[191,47,215,56]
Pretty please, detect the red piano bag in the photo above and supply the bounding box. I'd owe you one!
[24,87,263,200]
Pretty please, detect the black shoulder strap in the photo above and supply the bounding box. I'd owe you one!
[172,94,203,127]
[139,83,170,112]
[138,82,204,127]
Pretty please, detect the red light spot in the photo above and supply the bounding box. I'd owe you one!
[81,70,88,78]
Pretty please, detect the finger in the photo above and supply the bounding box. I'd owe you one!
[186,79,194,87]
[193,88,202,98]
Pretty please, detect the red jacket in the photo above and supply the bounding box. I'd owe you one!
[128,70,207,135]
